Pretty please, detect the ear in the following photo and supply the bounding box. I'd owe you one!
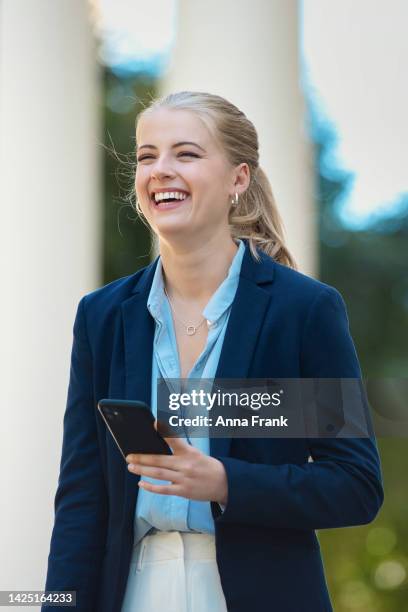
[233,162,251,196]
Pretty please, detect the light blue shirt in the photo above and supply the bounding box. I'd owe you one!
[133,239,245,544]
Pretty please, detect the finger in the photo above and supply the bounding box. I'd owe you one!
[128,463,182,482]
[152,419,192,455]
[138,480,183,496]
[126,453,180,468]
[162,434,191,454]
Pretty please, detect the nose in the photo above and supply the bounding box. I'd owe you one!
[150,156,176,180]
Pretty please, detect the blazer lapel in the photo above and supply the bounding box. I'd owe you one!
[210,246,274,457]
[121,292,155,407]
[120,257,158,525]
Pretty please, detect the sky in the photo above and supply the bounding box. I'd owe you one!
[94,0,407,229]
[94,0,177,75]
[301,0,408,228]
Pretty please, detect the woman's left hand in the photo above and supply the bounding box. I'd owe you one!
[125,422,228,505]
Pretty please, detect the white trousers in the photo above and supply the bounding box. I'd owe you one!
[120,531,228,612]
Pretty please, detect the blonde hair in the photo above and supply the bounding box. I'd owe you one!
[134,91,297,269]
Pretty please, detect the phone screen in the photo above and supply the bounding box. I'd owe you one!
[97,399,172,460]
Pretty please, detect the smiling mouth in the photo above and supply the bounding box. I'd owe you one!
[151,194,191,209]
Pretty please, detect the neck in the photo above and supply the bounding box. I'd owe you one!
[158,234,239,305]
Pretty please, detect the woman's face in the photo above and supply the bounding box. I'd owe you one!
[135,108,244,246]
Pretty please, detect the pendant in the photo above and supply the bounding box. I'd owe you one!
[186,325,196,335]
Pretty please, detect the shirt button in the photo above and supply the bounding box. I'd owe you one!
[207,320,218,329]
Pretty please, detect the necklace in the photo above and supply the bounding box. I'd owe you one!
[163,286,206,336]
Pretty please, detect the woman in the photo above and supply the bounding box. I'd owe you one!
[43,91,383,612]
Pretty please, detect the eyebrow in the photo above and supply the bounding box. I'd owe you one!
[136,141,206,152]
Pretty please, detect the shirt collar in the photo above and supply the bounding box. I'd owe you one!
[147,239,245,324]
[202,239,245,324]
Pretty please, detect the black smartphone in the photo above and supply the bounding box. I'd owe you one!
[97,399,172,460]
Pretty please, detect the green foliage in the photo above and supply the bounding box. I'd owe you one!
[311,105,408,610]
[102,68,156,284]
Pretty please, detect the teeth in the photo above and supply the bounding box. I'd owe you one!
[154,191,188,203]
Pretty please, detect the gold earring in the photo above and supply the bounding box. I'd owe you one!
[231,193,239,207]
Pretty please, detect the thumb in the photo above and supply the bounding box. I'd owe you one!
[155,419,190,454]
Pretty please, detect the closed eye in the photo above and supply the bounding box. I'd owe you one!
[137,152,200,162]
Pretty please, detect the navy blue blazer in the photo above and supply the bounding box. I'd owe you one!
[43,239,383,612]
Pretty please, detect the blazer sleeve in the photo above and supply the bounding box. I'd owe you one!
[42,297,108,611]
[213,286,384,530]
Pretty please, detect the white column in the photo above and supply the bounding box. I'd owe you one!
[0,0,101,594]
[160,0,316,275]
